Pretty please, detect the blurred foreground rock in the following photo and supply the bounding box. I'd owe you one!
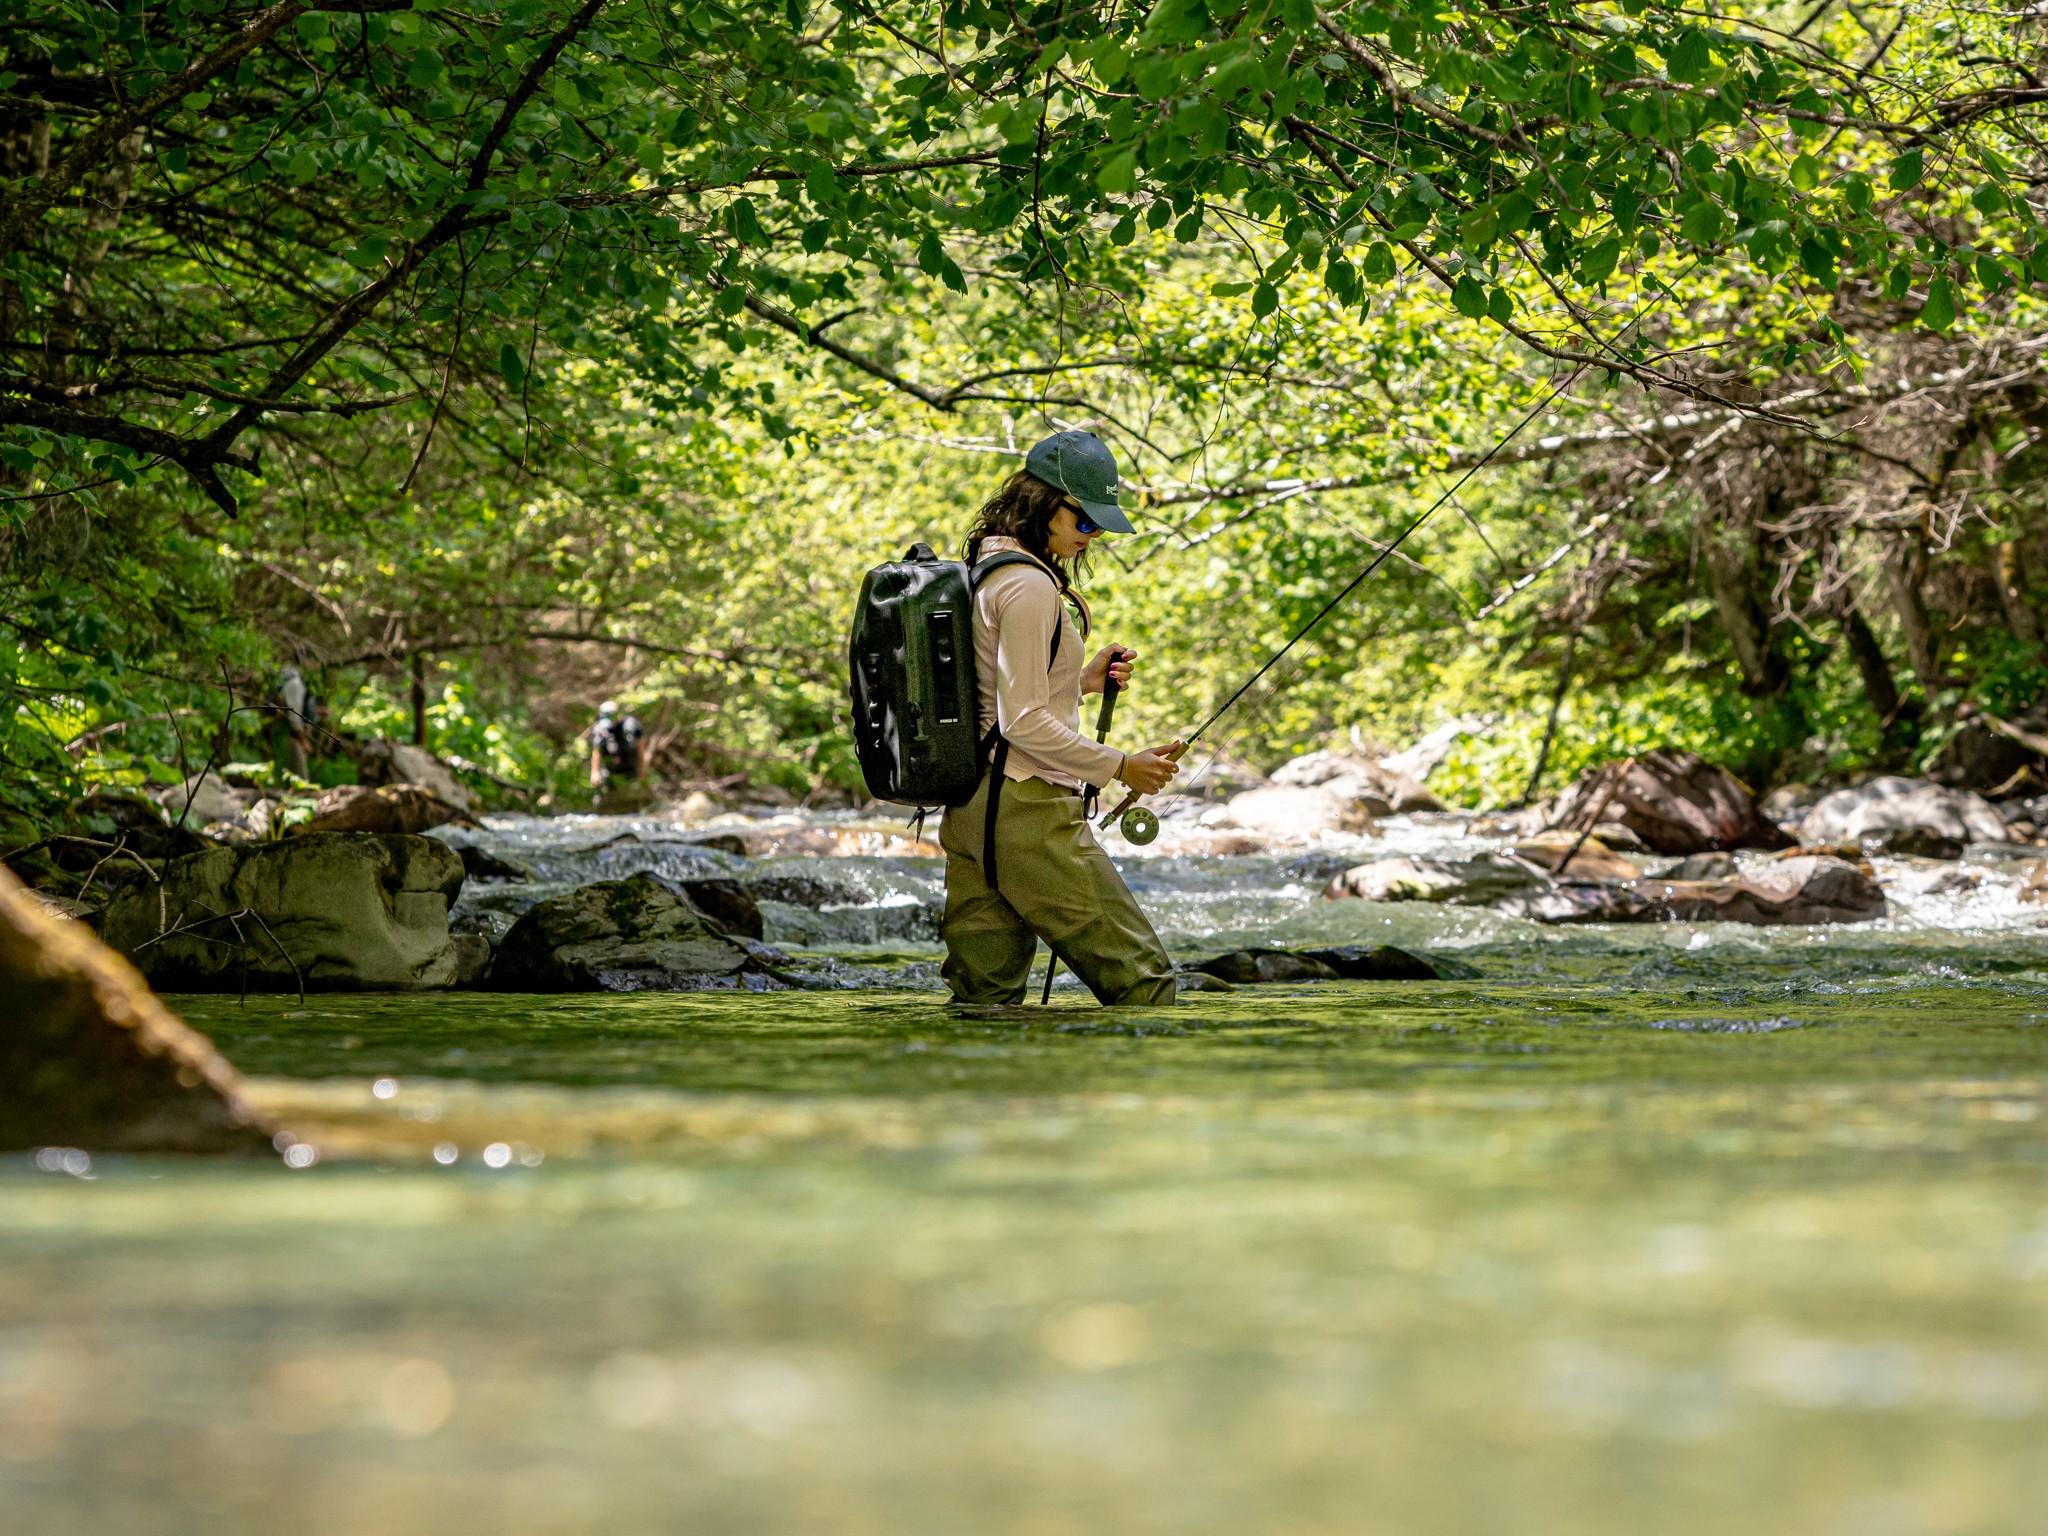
[100,834,464,991]
[1546,750,1793,854]
[0,865,273,1152]
[1798,778,2006,848]
[488,873,762,991]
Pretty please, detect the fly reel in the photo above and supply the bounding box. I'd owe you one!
[1118,805,1160,845]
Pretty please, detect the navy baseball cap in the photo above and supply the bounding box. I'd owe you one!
[1023,430,1133,533]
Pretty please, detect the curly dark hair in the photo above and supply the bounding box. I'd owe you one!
[960,469,1093,617]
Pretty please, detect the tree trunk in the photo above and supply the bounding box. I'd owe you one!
[1993,540,2041,647]
[1885,536,1943,695]
[1703,532,1787,695]
[1836,593,1922,761]
[410,653,428,746]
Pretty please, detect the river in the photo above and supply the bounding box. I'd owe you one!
[4,809,2047,1533]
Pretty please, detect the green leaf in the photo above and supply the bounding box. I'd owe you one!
[714,284,746,317]
[1788,154,1820,193]
[1361,241,1395,281]
[1451,274,1487,318]
[1210,281,1254,297]
[1884,261,1913,300]
[1487,286,1514,323]
[917,232,946,278]
[1920,277,1955,333]
[805,163,838,206]
[1097,151,1138,196]
[1889,150,1923,192]
[1972,183,2008,216]
[1579,237,1624,284]
[1679,200,1724,247]
[1799,237,1837,287]
[1093,41,1130,85]
[1666,31,1711,84]
[497,342,526,391]
[1251,283,1279,318]
[1496,193,1535,233]
[1975,252,2010,293]
[1459,207,1497,251]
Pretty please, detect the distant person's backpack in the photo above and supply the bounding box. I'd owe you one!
[848,542,1058,806]
[594,713,642,776]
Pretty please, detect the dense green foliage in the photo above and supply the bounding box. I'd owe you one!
[5,0,2048,813]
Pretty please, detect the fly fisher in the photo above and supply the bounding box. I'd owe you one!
[943,431,1184,1006]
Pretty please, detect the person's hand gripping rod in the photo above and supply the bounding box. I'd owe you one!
[1099,736,1186,845]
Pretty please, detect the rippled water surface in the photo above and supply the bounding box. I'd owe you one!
[7,812,2048,1534]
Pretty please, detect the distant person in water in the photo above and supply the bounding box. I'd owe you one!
[270,664,323,779]
[588,700,646,803]
[942,430,1182,1007]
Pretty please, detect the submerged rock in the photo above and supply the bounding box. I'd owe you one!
[1195,949,1341,984]
[1511,834,1643,881]
[1190,944,1463,984]
[488,873,754,991]
[1174,970,1234,995]
[100,833,465,992]
[1799,778,2006,847]
[1633,856,1887,926]
[1499,884,1658,924]
[1296,944,1456,980]
[676,877,764,940]
[1664,851,1738,881]
[1323,853,1545,905]
[300,783,472,837]
[457,843,532,882]
[1865,826,1965,860]
[0,866,274,1152]
[1546,750,1793,855]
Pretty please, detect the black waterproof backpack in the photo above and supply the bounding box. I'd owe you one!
[848,542,1058,806]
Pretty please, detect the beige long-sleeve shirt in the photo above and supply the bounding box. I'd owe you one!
[973,537,1124,791]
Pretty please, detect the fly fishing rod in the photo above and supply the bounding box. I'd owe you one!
[1099,280,1687,844]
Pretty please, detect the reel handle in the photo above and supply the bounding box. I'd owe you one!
[1098,737,1188,829]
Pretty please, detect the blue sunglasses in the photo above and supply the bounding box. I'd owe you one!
[1076,510,1104,535]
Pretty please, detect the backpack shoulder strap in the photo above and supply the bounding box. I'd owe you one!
[970,551,1064,669]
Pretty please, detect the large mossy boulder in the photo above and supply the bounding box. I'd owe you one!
[100,833,464,991]
[488,872,754,991]
[0,866,273,1152]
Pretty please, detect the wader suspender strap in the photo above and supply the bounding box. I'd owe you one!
[973,552,1070,896]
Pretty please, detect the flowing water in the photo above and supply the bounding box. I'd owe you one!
[6,811,2048,1534]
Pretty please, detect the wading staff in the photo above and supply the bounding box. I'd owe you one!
[1100,276,1693,838]
[1041,650,1128,1003]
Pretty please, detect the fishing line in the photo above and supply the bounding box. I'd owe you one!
[1109,274,1691,832]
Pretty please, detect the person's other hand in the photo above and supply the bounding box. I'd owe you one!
[1116,740,1183,796]
[1081,645,1136,696]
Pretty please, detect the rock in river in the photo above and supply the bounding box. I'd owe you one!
[1546,749,1793,855]
[1798,777,2007,848]
[0,865,273,1152]
[1634,856,1887,926]
[488,873,757,991]
[1323,854,1545,905]
[1214,784,1379,838]
[300,783,474,837]
[100,833,465,991]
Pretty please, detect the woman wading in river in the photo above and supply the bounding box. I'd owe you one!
[943,430,1184,1007]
